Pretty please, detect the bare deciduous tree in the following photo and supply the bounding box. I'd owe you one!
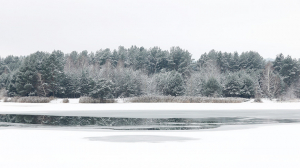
[260,62,281,98]
[37,73,48,97]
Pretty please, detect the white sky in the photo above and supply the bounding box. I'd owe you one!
[0,0,300,60]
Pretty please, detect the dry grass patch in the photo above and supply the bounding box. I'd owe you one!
[79,97,115,103]
[276,98,300,103]
[3,96,55,103]
[125,95,246,103]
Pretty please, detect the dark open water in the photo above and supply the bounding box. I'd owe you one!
[1,114,299,130]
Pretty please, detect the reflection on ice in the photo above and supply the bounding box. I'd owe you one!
[1,114,300,130]
[85,135,198,143]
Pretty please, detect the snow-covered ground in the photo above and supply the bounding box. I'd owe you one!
[1,99,300,118]
[1,123,300,168]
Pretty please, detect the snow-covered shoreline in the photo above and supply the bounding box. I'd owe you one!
[0,98,300,118]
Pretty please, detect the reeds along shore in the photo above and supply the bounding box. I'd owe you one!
[124,96,246,103]
[3,96,55,103]
[1,96,246,103]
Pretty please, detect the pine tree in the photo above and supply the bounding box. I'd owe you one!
[204,78,222,97]
[168,47,192,78]
[147,47,169,74]
[223,74,241,97]
[40,50,65,97]
[156,71,185,96]
[89,79,113,100]
[7,73,17,97]
[230,52,240,72]
[279,56,300,87]
[0,73,11,89]
[240,76,255,98]
[239,51,264,71]
[14,54,41,96]
[95,48,112,66]
[79,71,91,96]
[273,53,284,73]
[69,74,81,98]
[112,68,143,97]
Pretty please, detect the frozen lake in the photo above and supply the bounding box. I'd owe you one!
[1,124,300,168]
[1,102,300,130]
[1,102,300,167]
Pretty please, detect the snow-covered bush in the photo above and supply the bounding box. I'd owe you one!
[63,98,69,103]
[254,98,262,103]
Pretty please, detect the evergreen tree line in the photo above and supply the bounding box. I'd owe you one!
[1,46,300,99]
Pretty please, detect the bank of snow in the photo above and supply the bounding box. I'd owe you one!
[1,97,299,119]
[1,123,300,168]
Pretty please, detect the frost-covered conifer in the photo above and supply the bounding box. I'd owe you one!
[89,79,113,99]
[223,73,241,97]
[155,71,185,96]
[204,78,222,97]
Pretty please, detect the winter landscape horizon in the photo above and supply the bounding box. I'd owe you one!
[1,0,300,167]
[1,98,300,168]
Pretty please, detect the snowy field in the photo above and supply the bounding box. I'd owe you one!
[1,124,300,168]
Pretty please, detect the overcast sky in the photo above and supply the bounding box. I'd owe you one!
[0,0,299,59]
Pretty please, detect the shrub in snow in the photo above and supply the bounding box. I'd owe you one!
[3,97,10,102]
[254,98,262,103]
[63,98,69,103]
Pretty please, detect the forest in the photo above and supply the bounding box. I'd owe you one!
[0,46,300,100]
